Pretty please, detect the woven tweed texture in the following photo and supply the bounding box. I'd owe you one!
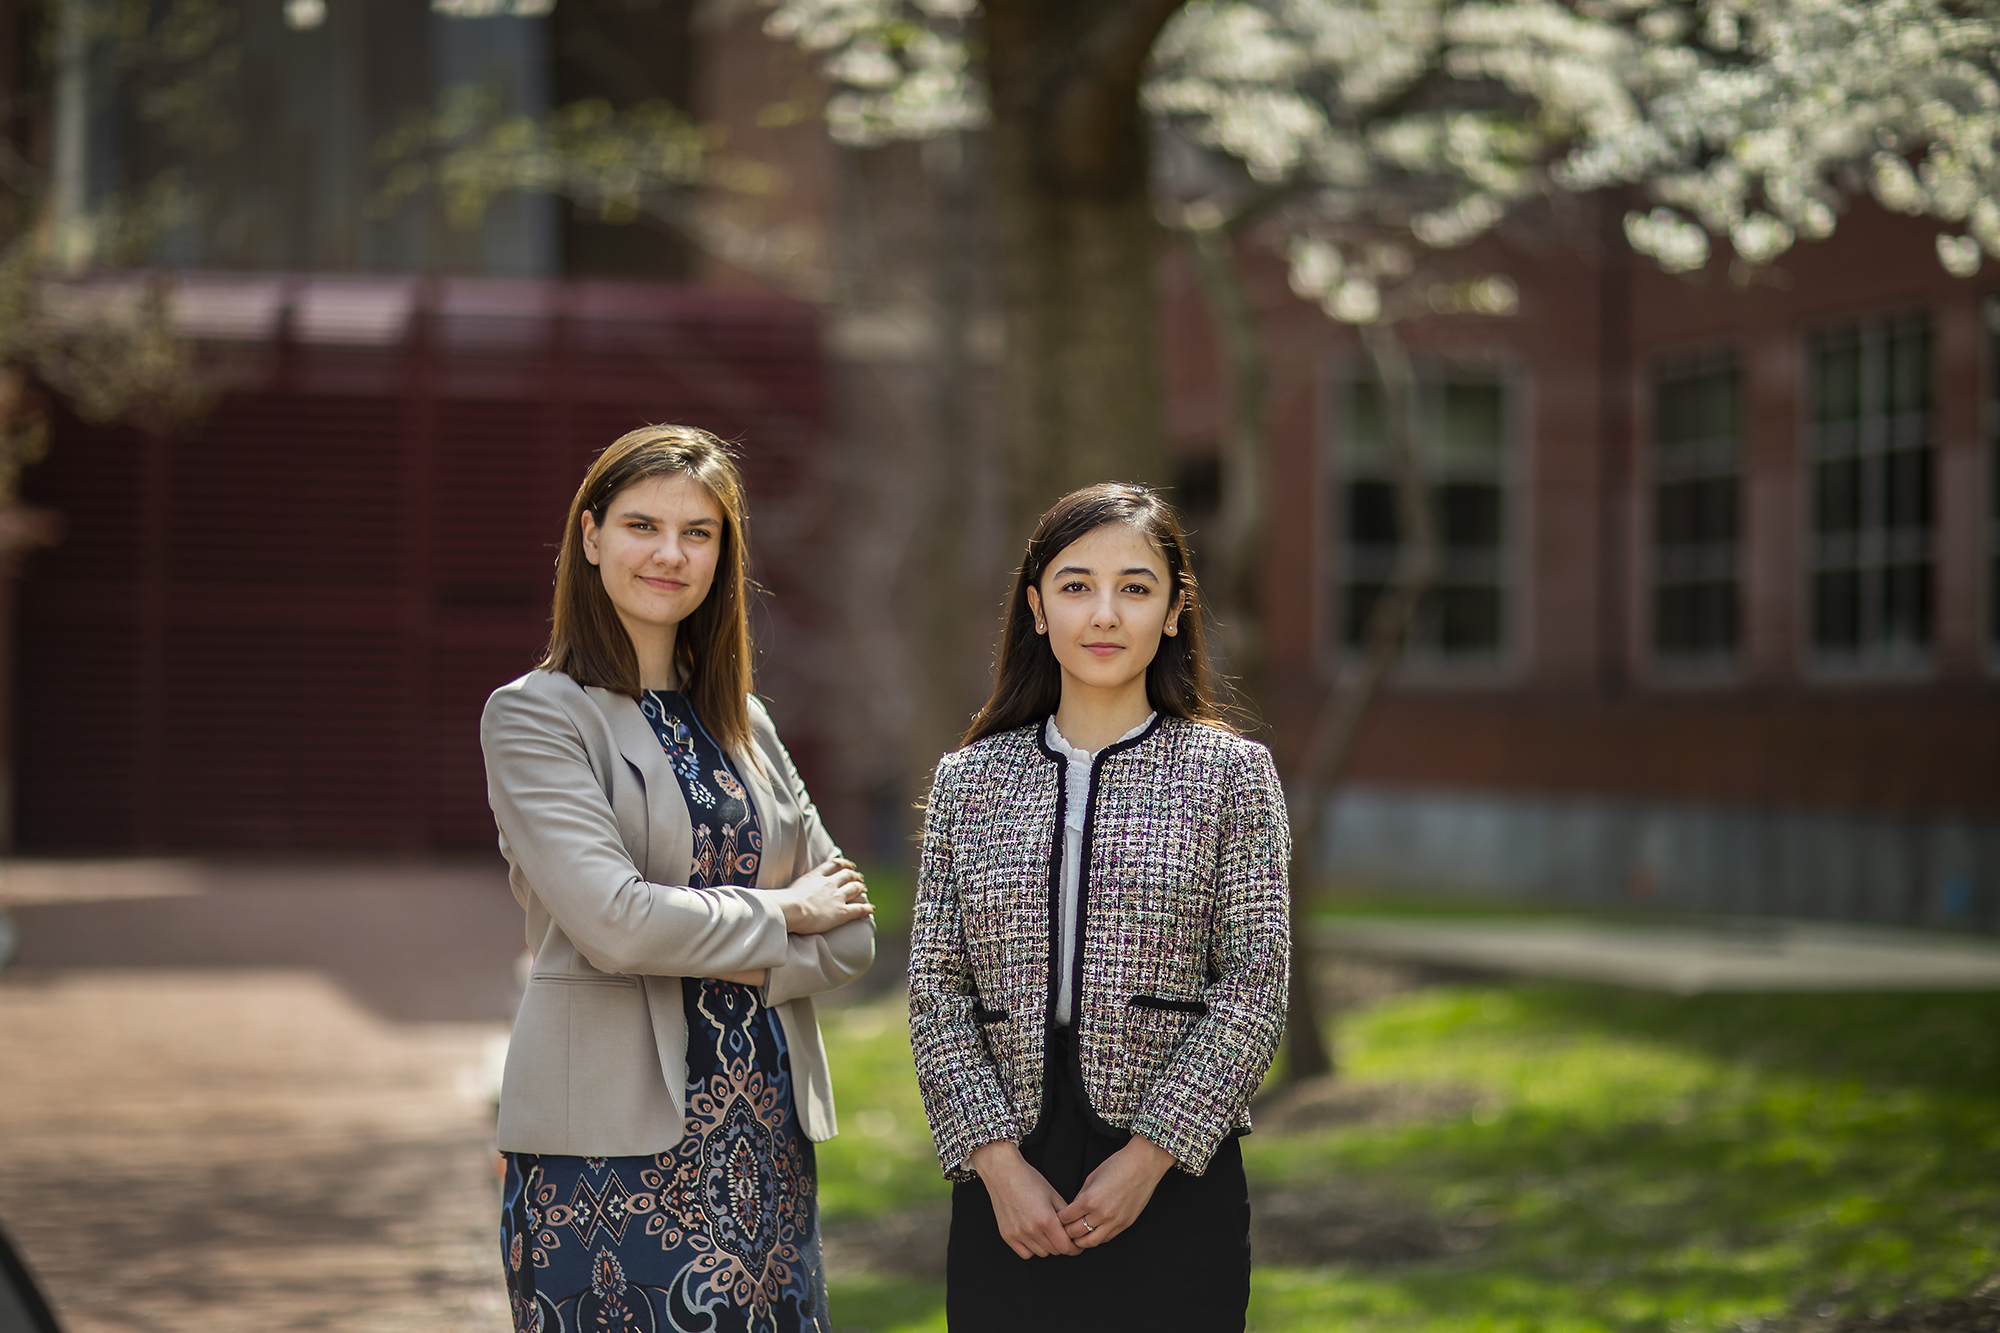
[908,715,1291,1179]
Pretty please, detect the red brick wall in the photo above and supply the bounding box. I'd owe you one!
[1163,198,2000,820]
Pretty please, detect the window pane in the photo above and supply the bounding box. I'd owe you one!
[1659,379,1696,446]
[1808,315,1933,658]
[1437,585,1502,652]
[1702,477,1739,543]
[1439,483,1502,549]
[1656,481,1694,546]
[1878,562,1933,645]
[1694,581,1738,652]
[1815,458,1861,534]
[1886,323,1931,416]
[1655,585,1693,653]
[1698,372,1738,442]
[1441,381,1504,461]
[1814,569,1861,649]
[1652,357,1740,660]
[1346,481,1398,546]
[1814,333,1861,424]
[1883,448,1932,529]
[1337,367,1512,662]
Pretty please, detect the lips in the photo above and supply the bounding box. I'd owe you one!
[1084,643,1123,656]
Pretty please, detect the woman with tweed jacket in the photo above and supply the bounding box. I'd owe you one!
[909,483,1292,1332]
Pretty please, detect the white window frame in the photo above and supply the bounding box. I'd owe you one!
[1648,349,1743,676]
[1803,311,1937,677]
[1322,356,1526,684]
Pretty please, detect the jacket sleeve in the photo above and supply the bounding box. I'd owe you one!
[1128,742,1292,1172]
[482,679,791,979]
[754,700,877,1006]
[907,757,1019,1179]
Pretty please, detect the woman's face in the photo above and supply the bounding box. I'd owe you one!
[1027,521,1184,695]
[580,472,726,636]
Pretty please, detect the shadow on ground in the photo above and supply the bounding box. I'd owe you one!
[5,858,524,1021]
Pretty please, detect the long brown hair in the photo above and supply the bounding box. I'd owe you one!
[540,424,756,756]
[961,482,1234,748]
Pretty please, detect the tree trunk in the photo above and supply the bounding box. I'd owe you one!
[981,0,1187,537]
[1183,221,1265,693]
[914,130,1001,765]
[47,0,87,270]
[1280,320,1436,1081]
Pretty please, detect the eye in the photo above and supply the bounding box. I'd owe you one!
[685,526,713,540]
[627,520,655,532]
[1123,582,1153,595]
[1059,580,1088,594]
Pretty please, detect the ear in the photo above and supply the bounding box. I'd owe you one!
[580,510,602,566]
[1025,586,1046,633]
[1164,589,1186,636]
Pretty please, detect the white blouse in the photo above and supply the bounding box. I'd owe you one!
[1044,711,1157,1026]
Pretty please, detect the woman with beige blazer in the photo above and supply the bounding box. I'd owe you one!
[481,424,874,1333]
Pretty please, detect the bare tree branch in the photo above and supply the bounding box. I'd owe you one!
[1281,319,1436,1081]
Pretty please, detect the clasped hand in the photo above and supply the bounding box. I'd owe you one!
[778,856,872,934]
[709,857,872,985]
[968,1135,1175,1260]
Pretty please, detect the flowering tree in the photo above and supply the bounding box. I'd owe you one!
[772,0,2000,1075]
[1153,0,2000,1073]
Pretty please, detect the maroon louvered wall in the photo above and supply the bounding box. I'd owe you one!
[15,277,828,853]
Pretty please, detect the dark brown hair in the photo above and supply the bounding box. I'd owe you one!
[961,482,1235,747]
[540,424,755,757]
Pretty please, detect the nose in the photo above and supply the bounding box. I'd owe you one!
[1091,590,1120,627]
[652,534,685,568]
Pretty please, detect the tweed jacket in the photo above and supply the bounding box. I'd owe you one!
[482,668,874,1157]
[908,713,1290,1179]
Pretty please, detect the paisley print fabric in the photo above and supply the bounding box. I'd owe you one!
[640,689,764,886]
[500,690,826,1332]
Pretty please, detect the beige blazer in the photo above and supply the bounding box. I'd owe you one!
[481,668,874,1156]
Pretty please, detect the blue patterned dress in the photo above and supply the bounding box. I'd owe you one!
[500,689,828,1333]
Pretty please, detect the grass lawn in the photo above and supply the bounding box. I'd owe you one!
[817,945,2000,1332]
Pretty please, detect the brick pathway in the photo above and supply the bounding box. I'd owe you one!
[0,859,524,1332]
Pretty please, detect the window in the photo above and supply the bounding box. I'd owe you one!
[1807,314,1934,662]
[1337,368,1511,661]
[1652,355,1741,661]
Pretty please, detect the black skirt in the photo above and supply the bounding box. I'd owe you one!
[946,1025,1250,1333]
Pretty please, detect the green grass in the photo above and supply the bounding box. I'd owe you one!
[816,996,951,1333]
[816,982,2000,1333]
[1243,986,2000,1333]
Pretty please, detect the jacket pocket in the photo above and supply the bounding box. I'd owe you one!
[529,971,639,989]
[1127,993,1208,1016]
[972,1001,1010,1025]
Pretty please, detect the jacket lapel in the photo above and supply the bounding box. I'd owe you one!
[586,686,694,885]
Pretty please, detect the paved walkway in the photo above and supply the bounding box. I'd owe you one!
[0,858,525,1333]
[1314,915,2000,994]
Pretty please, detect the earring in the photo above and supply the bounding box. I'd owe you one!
[1036,622,1046,632]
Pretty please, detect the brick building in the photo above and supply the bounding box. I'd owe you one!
[12,5,1994,931]
[1162,200,2000,930]
[10,2,857,854]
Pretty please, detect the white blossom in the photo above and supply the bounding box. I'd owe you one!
[770,0,2000,295]
[1938,233,1983,276]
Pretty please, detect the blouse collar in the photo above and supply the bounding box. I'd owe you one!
[1044,710,1158,763]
